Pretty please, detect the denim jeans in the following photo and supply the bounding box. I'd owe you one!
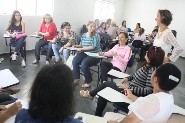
[12,37,26,58]
[72,52,100,83]
[52,44,70,63]
[35,39,52,61]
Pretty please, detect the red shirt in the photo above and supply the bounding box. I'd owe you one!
[39,22,57,40]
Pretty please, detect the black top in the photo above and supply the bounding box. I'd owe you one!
[11,22,22,32]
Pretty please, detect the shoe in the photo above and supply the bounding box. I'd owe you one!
[21,60,26,67]
[74,79,80,84]
[3,87,20,95]
[11,54,17,61]
[82,82,92,88]
[32,60,39,64]
[55,58,62,64]
[46,61,50,65]
[80,90,93,100]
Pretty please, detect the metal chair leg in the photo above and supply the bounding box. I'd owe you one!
[10,46,12,62]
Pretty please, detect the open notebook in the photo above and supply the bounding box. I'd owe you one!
[0,69,19,88]
[108,69,130,79]
[97,87,185,116]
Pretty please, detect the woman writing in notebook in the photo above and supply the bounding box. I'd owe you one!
[98,32,131,83]
[107,63,181,123]
[154,9,183,62]
[80,46,165,117]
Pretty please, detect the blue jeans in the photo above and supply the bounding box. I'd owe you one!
[52,44,70,63]
[35,39,52,61]
[11,37,26,58]
[72,52,100,83]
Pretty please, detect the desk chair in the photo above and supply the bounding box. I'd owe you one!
[132,40,143,60]
[4,38,26,62]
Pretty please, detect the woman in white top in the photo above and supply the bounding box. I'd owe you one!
[118,20,128,33]
[154,9,183,62]
[107,63,181,123]
[134,28,146,42]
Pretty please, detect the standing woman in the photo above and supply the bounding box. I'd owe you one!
[154,9,183,62]
[73,21,102,88]
[32,13,57,65]
[6,10,26,67]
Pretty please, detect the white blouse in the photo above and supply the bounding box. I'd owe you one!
[128,92,174,123]
[153,29,183,62]
[119,25,128,33]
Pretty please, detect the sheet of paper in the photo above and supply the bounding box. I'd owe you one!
[97,87,133,104]
[0,69,19,88]
[5,99,29,123]
[108,69,130,79]
[3,34,11,38]
[64,47,78,50]
[85,52,106,58]
[30,35,41,38]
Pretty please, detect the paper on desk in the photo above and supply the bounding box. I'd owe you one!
[0,69,19,88]
[5,99,28,123]
[85,52,106,58]
[108,69,130,79]
[64,47,78,50]
[3,34,10,38]
[98,87,133,104]
[30,35,41,38]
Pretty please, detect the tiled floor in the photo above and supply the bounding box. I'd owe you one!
[0,50,185,116]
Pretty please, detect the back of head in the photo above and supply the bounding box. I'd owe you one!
[61,22,71,29]
[137,23,141,28]
[111,22,116,27]
[139,28,145,36]
[154,63,181,91]
[28,63,75,122]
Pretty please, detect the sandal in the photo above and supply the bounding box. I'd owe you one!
[3,87,20,95]
[82,83,92,88]
[80,90,93,99]
[74,79,80,84]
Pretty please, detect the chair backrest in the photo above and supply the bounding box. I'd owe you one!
[127,28,131,32]
[127,55,134,68]
[101,33,111,43]
[132,40,143,48]
[76,35,81,44]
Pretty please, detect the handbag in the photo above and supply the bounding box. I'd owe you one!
[66,54,76,70]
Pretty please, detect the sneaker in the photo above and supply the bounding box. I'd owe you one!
[46,61,50,65]
[21,60,26,67]
[11,54,17,61]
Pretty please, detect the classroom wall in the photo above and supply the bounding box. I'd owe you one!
[122,0,185,57]
[0,0,124,54]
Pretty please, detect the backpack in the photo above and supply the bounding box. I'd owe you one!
[100,33,111,51]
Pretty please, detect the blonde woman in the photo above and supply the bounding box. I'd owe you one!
[32,13,57,65]
[73,21,102,88]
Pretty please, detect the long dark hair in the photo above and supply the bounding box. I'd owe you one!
[137,23,141,28]
[140,46,165,71]
[6,10,22,31]
[28,63,75,122]
[97,22,105,29]
[122,20,126,27]
[139,28,145,36]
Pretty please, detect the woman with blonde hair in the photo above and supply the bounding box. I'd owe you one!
[72,21,102,88]
[32,13,57,65]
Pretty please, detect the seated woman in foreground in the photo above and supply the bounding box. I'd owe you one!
[107,63,181,123]
[15,64,80,123]
[98,32,131,83]
[80,46,165,117]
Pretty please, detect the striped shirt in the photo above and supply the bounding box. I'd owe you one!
[127,65,156,97]
[81,33,102,53]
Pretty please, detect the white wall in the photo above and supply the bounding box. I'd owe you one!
[122,0,185,57]
[0,0,124,54]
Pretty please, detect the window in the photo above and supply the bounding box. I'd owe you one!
[94,0,116,20]
[0,0,53,16]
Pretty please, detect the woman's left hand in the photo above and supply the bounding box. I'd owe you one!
[164,57,171,63]
[117,83,128,89]
[108,120,118,123]
[111,51,117,57]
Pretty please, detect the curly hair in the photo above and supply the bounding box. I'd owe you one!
[158,9,173,26]
[28,63,75,122]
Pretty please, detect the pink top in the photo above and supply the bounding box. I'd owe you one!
[103,45,131,72]
[134,33,146,41]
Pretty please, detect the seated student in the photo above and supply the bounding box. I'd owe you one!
[6,10,26,67]
[106,18,112,30]
[15,63,80,123]
[133,23,141,34]
[73,21,102,88]
[80,46,165,117]
[32,13,57,65]
[96,22,106,36]
[128,28,146,51]
[0,101,22,123]
[52,22,76,63]
[106,63,181,123]
[98,32,131,82]
[106,22,119,40]
[95,19,100,29]
[148,29,158,44]
[118,20,128,33]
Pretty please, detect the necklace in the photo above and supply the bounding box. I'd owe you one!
[157,26,167,39]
